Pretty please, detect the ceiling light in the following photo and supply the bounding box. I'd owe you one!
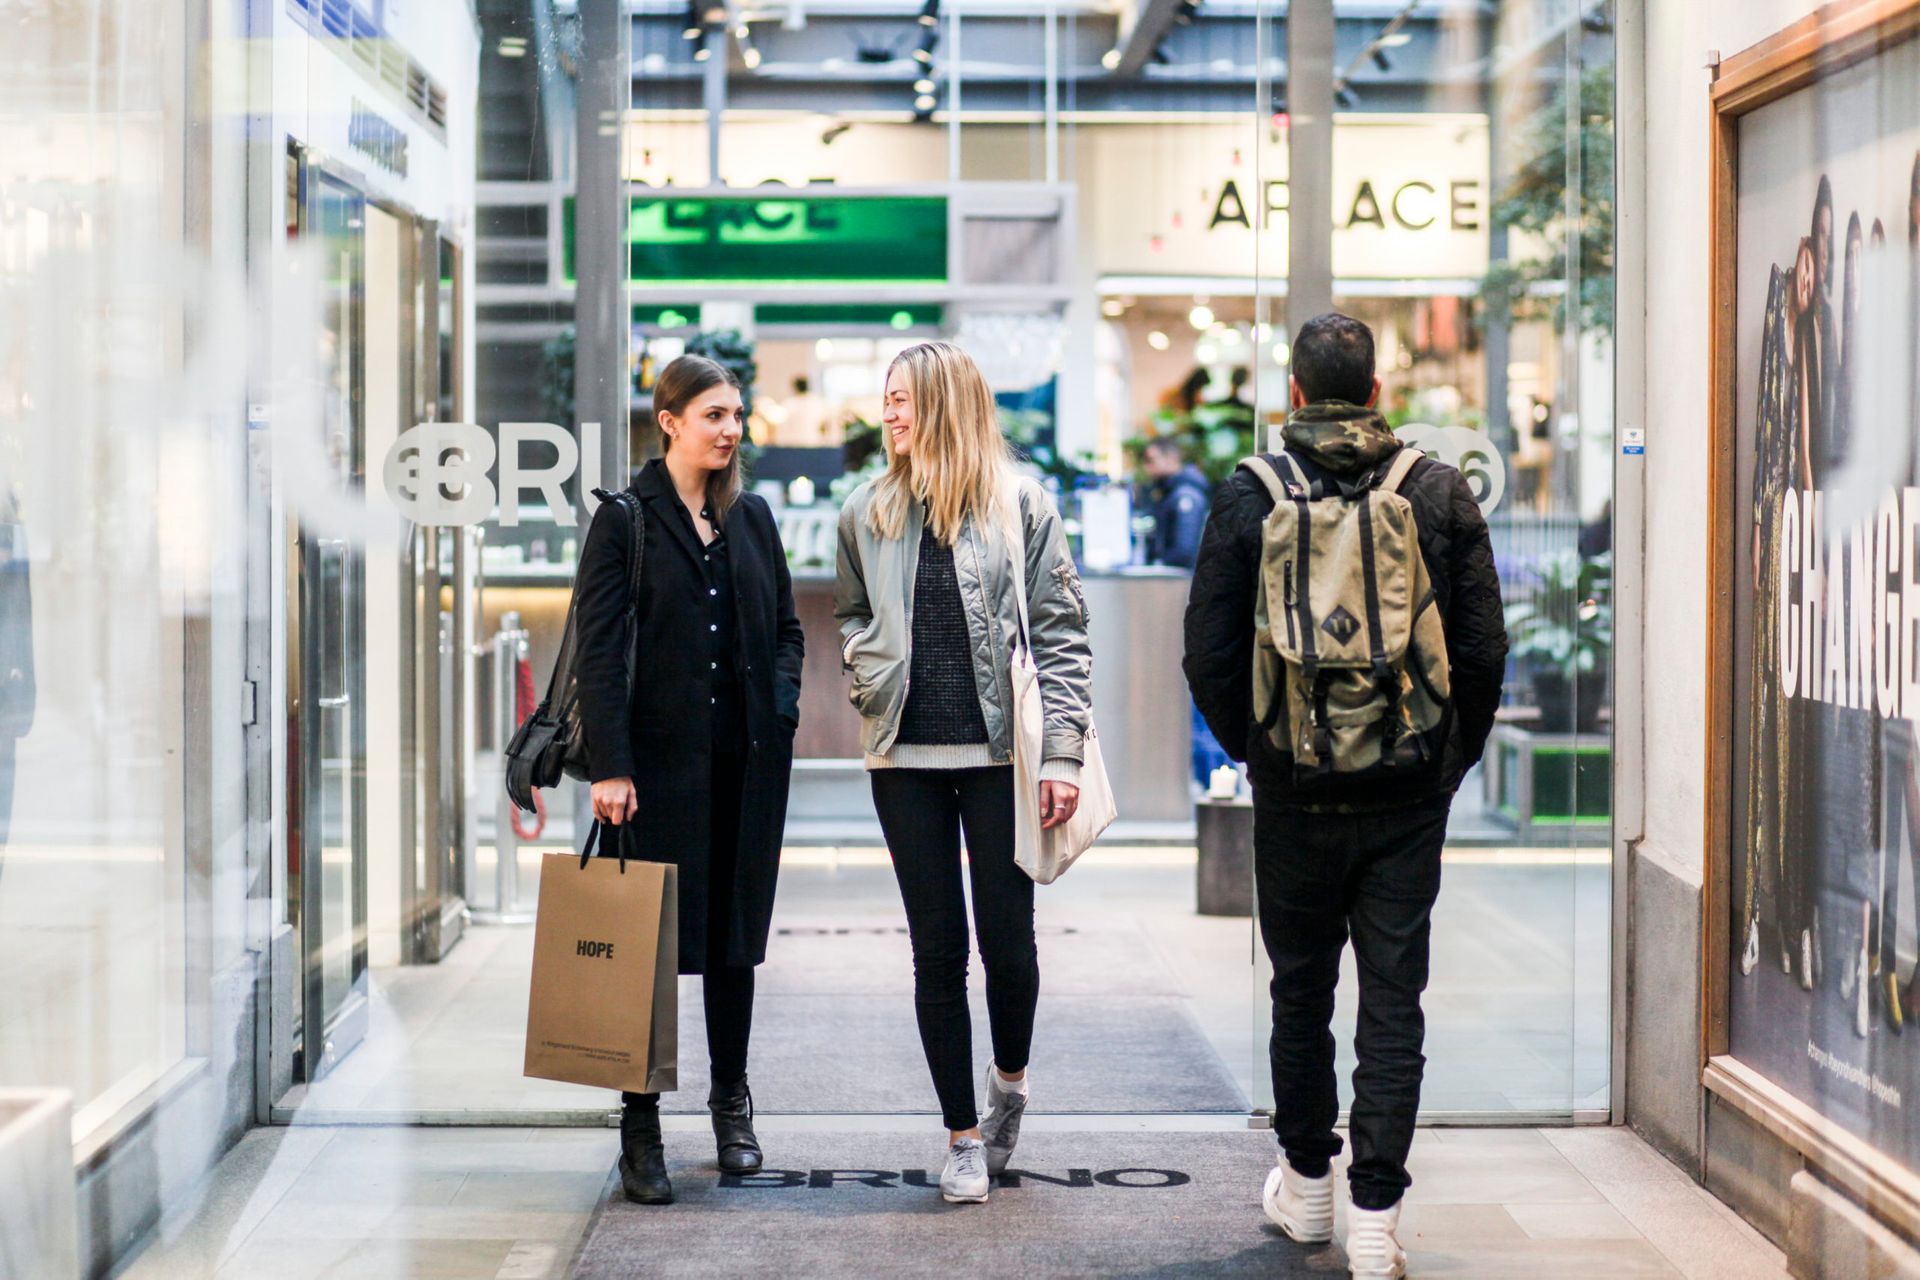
[915,94,936,110]
[684,24,703,39]
[694,45,712,60]
[1218,326,1243,347]
[735,24,749,37]
[1272,341,1290,365]
[1379,31,1412,47]
[1148,330,1170,351]
[914,77,935,94]
[816,339,835,361]
[498,42,526,57]
[913,47,933,64]
[1102,48,1121,70]
[1101,299,1125,318]
[1188,304,1214,330]
[642,52,667,72]
[918,0,940,26]
[743,46,762,67]
[1195,342,1218,365]
[703,5,726,22]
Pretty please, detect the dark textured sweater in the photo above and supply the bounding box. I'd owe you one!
[895,528,990,747]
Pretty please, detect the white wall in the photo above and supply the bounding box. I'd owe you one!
[1638,0,1825,870]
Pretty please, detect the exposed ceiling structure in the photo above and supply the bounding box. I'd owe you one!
[605,0,1613,117]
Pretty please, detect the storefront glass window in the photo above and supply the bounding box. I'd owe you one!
[0,0,250,1147]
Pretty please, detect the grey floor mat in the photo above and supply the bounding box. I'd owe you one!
[571,1131,1683,1279]
[660,919,1246,1114]
[661,992,1249,1114]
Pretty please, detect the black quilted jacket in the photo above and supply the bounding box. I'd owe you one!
[1181,436,1509,811]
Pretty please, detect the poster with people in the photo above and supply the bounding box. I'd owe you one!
[1729,34,1920,1164]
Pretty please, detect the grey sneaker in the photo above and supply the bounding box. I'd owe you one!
[979,1063,1029,1176]
[941,1137,990,1203]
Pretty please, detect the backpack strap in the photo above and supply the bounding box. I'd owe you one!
[1377,447,1424,495]
[1238,455,1289,505]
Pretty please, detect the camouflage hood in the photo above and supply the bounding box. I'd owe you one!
[1281,400,1402,476]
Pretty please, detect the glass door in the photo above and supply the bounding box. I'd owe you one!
[289,158,371,1081]
[1244,1,1615,1122]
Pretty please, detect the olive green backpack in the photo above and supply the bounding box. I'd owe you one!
[1240,448,1451,785]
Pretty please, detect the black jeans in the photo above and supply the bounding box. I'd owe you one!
[871,765,1037,1131]
[1255,791,1450,1211]
[624,683,755,1112]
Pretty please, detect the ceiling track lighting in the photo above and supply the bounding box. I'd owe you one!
[1335,84,1358,108]
[918,0,940,28]
[1370,47,1392,72]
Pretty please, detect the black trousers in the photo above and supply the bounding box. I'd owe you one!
[1255,791,1450,1212]
[624,683,755,1111]
[871,765,1037,1131]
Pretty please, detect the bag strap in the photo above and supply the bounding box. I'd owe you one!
[1378,447,1424,495]
[1238,455,1288,504]
[577,819,628,873]
[997,483,1034,655]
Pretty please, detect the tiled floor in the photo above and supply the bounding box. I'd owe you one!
[120,1121,1787,1279]
[279,847,1607,1122]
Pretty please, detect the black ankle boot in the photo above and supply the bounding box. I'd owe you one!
[619,1099,674,1204]
[708,1074,763,1173]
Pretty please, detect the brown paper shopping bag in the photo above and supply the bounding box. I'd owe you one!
[524,838,679,1094]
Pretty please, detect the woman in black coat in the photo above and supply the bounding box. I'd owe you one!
[574,354,804,1206]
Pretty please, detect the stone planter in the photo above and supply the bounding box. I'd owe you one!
[1195,798,1254,917]
[0,1089,77,1280]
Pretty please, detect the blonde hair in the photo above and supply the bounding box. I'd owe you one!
[866,341,1011,544]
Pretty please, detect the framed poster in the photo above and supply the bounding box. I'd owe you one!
[1706,0,1920,1223]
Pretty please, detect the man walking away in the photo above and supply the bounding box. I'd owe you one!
[1182,313,1507,1277]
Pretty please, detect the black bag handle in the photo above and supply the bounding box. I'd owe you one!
[577,819,628,874]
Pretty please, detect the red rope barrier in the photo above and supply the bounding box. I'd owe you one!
[509,651,546,840]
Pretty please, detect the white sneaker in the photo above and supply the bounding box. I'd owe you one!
[1346,1201,1408,1278]
[940,1137,990,1204]
[979,1063,1028,1177]
[1262,1162,1334,1243]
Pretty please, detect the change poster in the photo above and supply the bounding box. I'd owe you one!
[1729,31,1920,1163]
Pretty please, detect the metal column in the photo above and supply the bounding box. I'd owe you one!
[575,0,631,505]
[1285,0,1335,335]
[574,0,629,861]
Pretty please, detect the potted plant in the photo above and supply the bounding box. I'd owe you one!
[1505,549,1612,734]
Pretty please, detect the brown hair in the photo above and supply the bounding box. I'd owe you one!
[652,354,744,526]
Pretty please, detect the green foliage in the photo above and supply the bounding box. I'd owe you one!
[682,329,759,417]
[540,327,576,427]
[1478,58,1615,336]
[1505,550,1613,679]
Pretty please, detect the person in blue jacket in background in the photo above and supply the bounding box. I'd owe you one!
[1141,437,1211,569]
[1140,437,1227,788]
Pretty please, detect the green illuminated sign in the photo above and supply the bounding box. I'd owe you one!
[566,195,948,286]
[754,304,943,328]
